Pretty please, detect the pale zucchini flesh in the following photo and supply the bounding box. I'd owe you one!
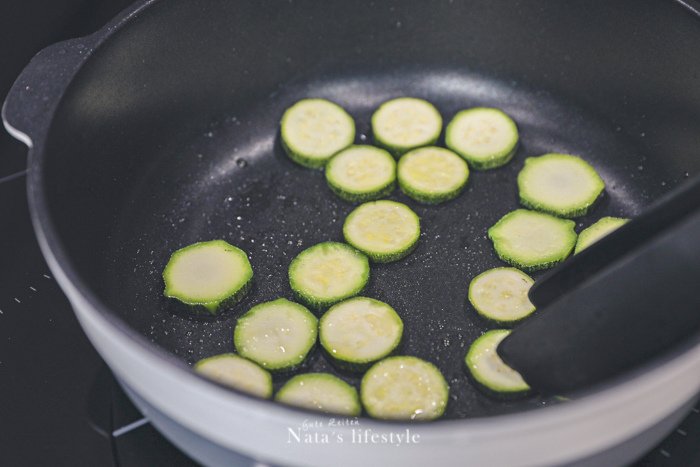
[163,240,253,313]
[468,267,536,324]
[397,146,469,204]
[488,209,577,271]
[194,353,273,399]
[518,153,605,218]
[288,242,370,309]
[465,329,530,396]
[445,107,519,170]
[361,356,449,421]
[233,298,318,371]
[371,97,443,156]
[275,373,361,416]
[281,98,355,168]
[325,145,396,202]
[343,200,420,262]
[320,297,403,368]
[575,216,630,254]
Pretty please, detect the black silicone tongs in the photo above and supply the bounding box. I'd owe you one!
[497,175,700,395]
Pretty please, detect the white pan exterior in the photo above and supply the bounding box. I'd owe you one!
[39,227,700,467]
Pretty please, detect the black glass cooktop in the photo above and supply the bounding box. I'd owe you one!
[1,2,699,466]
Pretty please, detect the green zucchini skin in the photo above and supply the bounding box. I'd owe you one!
[342,200,421,263]
[351,239,419,264]
[445,107,519,170]
[328,181,396,204]
[488,209,577,272]
[575,216,630,253]
[399,180,464,205]
[281,138,330,169]
[194,353,273,399]
[233,298,318,373]
[467,267,536,325]
[275,373,362,416]
[162,240,253,314]
[376,135,440,159]
[319,297,403,372]
[465,330,531,399]
[325,145,397,203]
[371,97,443,157]
[517,153,605,218]
[397,147,469,204]
[464,367,533,400]
[361,356,449,421]
[467,146,517,171]
[280,98,355,169]
[288,242,370,310]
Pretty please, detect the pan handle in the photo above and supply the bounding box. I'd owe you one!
[1,36,96,149]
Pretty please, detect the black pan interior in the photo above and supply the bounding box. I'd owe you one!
[39,0,700,420]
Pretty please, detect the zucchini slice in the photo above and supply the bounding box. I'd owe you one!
[194,353,273,399]
[397,146,469,204]
[275,373,361,416]
[361,356,449,421]
[468,267,535,324]
[488,209,577,271]
[288,242,370,309]
[280,98,355,169]
[371,97,442,156]
[163,240,253,313]
[575,216,629,254]
[325,145,396,202]
[518,153,605,218]
[465,329,530,396]
[233,298,317,371]
[343,200,420,263]
[445,107,519,170]
[320,297,403,369]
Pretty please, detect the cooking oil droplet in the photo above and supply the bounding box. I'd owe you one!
[235,157,248,168]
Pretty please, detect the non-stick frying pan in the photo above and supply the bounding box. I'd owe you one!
[4,0,700,465]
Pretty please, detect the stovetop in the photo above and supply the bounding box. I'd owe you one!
[1,1,699,466]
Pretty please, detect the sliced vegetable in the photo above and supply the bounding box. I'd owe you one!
[281,98,355,168]
[233,298,317,371]
[325,145,396,202]
[163,240,253,313]
[397,146,469,204]
[468,267,536,324]
[275,373,361,416]
[445,107,519,170]
[194,353,273,399]
[288,242,369,309]
[371,97,442,156]
[518,153,605,218]
[320,297,403,369]
[361,356,449,421]
[488,209,577,271]
[343,200,420,262]
[575,216,630,254]
[465,329,530,396]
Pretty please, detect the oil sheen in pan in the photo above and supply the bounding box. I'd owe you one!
[105,68,659,420]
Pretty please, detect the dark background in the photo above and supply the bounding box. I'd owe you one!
[0,1,134,465]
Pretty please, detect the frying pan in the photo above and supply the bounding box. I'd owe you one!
[4,0,700,465]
